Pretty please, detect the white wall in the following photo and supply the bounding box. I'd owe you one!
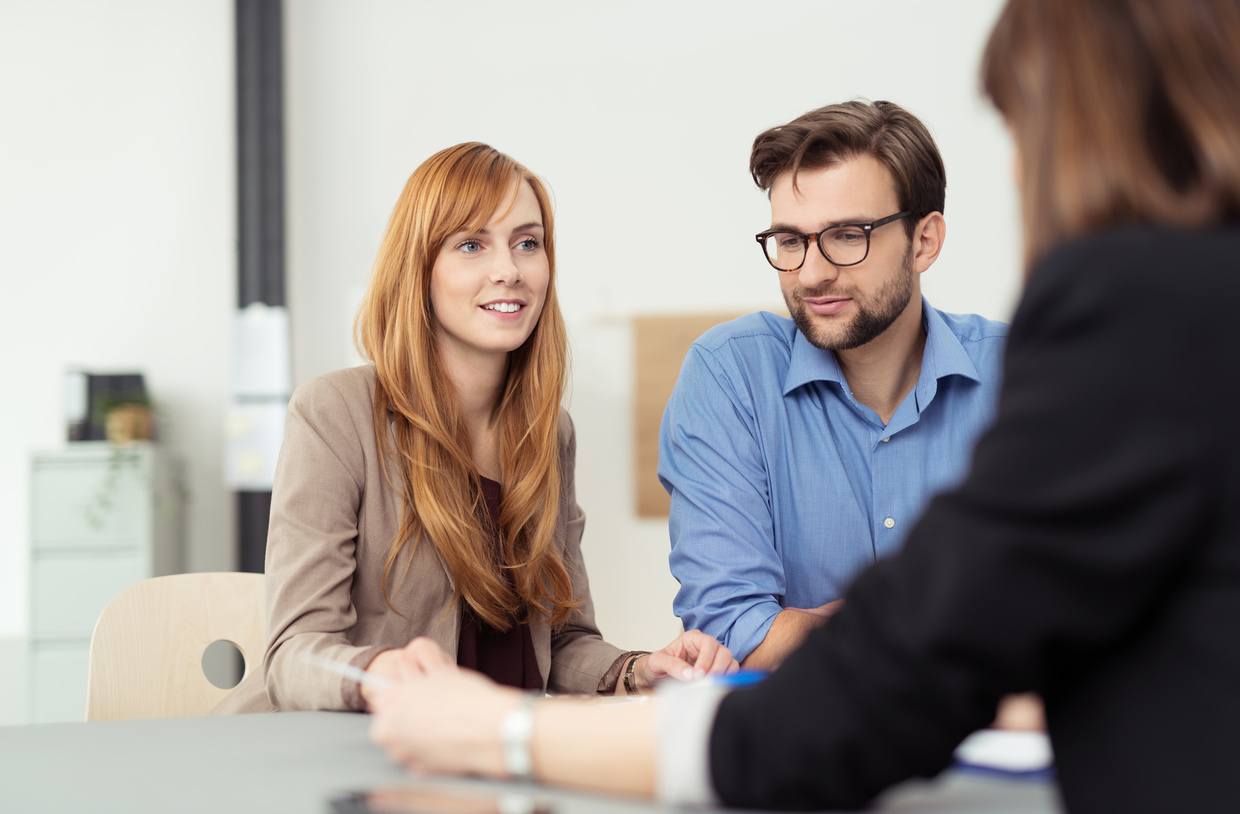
[0,0,236,650]
[285,0,1022,648]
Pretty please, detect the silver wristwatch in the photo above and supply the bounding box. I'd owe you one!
[500,693,538,780]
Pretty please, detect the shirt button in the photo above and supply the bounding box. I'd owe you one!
[881,436,891,443]
[883,517,896,529]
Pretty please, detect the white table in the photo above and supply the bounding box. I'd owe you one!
[0,711,1058,813]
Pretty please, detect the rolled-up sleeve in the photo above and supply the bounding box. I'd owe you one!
[660,345,784,662]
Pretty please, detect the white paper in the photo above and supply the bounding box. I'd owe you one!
[954,729,1053,774]
[232,303,291,397]
[224,401,286,489]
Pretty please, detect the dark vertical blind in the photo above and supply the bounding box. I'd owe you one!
[235,0,285,573]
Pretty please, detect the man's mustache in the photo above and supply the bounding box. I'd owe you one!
[795,287,854,301]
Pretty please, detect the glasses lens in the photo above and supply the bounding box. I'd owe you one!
[821,227,869,266]
[762,233,805,271]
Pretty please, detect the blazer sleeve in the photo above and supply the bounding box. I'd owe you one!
[708,237,1221,809]
[546,411,629,693]
[262,377,388,711]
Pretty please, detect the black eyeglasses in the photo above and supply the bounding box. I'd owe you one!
[755,211,910,272]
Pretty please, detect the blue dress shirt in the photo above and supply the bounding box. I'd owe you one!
[659,300,1007,661]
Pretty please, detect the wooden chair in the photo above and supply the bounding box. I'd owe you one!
[86,572,265,720]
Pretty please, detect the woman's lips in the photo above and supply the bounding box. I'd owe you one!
[479,302,526,322]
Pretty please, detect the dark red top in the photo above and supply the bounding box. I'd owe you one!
[455,476,543,691]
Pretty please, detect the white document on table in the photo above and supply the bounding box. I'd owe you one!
[954,730,1053,776]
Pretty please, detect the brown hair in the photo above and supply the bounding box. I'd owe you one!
[749,100,947,235]
[355,142,578,630]
[982,0,1240,264]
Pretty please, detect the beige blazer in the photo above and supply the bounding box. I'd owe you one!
[217,365,625,713]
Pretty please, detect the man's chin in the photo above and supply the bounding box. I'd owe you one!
[792,309,851,351]
[807,329,852,352]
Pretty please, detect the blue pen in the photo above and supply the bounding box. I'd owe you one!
[712,669,768,688]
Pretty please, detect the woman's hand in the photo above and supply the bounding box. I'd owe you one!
[363,636,456,707]
[631,629,738,692]
[369,670,519,777]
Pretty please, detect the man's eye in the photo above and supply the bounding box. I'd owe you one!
[457,240,483,253]
[833,230,866,244]
[777,235,802,250]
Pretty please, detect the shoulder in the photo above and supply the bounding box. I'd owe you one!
[1015,225,1240,352]
[665,313,794,417]
[1010,225,1240,394]
[288,365,377,438]
[292,364,376,403]
[692,311,796,357]
[932,309,1008,345]
[1029,224,1240,304]
[557,407,576,452]
[930,308,1008,380]
[685,312,796,391]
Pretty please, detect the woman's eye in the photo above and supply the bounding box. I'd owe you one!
[514,237,540,252]
[457,239,483,254]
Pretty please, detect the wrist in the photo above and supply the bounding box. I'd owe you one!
[630,654,651,692]
[359,649,396,707]
[495,690,533,779]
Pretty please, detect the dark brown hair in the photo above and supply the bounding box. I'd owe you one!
[749,100,947,235]
[982,0,1240,264]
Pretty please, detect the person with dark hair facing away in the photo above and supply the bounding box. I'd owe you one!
[368,1,1240,811]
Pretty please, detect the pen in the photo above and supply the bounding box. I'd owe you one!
[302,653,392,690]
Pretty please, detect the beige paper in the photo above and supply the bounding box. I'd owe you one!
[632,312,749,517]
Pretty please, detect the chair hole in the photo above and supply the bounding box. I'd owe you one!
[202,639,245,689]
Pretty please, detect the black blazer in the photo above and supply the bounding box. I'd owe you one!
[709,226,1240,812]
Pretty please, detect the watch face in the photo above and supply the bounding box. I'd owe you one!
[330,788,555,814]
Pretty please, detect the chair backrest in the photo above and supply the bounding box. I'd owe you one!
[86,572,265,721]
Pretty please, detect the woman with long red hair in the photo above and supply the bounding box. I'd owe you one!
[219,142,736,714]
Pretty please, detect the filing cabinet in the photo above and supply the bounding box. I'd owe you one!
[28,443,183,722]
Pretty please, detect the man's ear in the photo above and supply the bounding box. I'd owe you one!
[912,212,946,274]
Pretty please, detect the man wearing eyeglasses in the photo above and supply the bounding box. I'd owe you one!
[660,101,1008,670]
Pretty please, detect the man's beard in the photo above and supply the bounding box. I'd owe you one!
[787,249,915,352]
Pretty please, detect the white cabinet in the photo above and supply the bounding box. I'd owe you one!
[28,443,183,722]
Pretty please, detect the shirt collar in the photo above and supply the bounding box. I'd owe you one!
[782,299,981,398]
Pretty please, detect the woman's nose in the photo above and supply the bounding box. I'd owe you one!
[490,251,521,284]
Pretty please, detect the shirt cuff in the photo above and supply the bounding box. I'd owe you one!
[596,651,649,694]
[724,601,783,663]
[655,681,730,807]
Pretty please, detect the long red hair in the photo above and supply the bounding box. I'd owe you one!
[355,142,578,630]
